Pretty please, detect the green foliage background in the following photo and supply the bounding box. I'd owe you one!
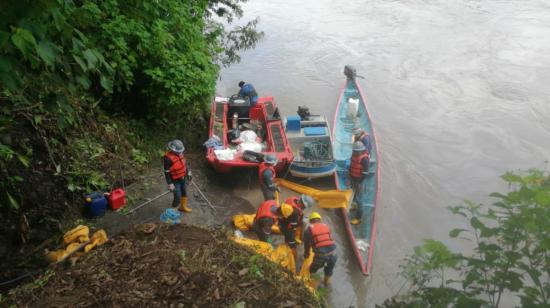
[0,0,263,270]
[382,170,550,307]
[0,0,262,206]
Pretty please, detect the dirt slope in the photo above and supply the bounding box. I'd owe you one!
[7,224,320,307]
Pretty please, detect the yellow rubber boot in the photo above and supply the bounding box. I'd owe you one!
[323,275,331,286]
[179,197,192,213]
[295,226,303,244]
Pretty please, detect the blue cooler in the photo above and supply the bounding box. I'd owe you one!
[286,115,301,131]
[85,192,108,218]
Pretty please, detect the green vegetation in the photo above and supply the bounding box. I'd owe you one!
[382,170,550,307]
[0,0,262,283]
[0,0,261,211]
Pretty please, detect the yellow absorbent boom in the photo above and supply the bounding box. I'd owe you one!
[276,178,353,209]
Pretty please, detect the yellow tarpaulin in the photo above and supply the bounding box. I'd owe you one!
[232,214,280,233]
[232,237,316,292]
[46,225,108,263]
[276,178,353,209]
[63,225,89,245]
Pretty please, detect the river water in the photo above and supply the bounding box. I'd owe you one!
[216,0,550,306]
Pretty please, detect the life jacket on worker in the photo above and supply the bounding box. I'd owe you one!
[255,200,277,221]
[349,152,369,179]
[310,222,335,249]
[258,162,276,186]
[284,196,304,220]
[165,151,187,180]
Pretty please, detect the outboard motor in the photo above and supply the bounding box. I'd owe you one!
[344,65,357,80]
[297,106,311,120]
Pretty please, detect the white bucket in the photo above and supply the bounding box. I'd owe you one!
[347,97,359,118]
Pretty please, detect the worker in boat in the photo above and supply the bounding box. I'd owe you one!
[276,203,301,267]
[352,127,372,155]
[303,212,337,286]
[258,154,279,201]
[349,141,370,225]
[238,81,259,107]
[284,194,315,243]
[253,199,279,243]
[164,139,193,212]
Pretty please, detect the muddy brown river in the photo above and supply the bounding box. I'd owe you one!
[215,0,550,307]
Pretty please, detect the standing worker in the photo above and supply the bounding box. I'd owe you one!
[276,202,307,267]
[238,81,259,107]
[284,194,315,243]
[349,141,370,225]
[164,139,193,212]
[303,212,337,286]
[258,154,279,201]
[352,127,372,155]
[253,200,279,243]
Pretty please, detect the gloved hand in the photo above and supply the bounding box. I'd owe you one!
[168,184,175,191]
[186,171,193,182]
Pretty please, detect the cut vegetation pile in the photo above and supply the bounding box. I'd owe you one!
[7,224,320,307]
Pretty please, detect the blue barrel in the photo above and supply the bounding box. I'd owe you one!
[85,192,107,218]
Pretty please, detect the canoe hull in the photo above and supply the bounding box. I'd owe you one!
[289,162,337,178]
[332,71,380,276]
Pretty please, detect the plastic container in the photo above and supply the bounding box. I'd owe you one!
[160,208,182,224]
[286,115,301,131]
[347,98,359,118]
[108,188,127,210]
[85,192,107,218]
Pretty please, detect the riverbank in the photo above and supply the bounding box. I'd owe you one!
[1,152,326,306]
[6,223,320,307]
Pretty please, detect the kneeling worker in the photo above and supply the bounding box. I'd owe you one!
[284,194,315,243]
[303,212,337,286]
[253,200,279,244]
[277,203,302,264]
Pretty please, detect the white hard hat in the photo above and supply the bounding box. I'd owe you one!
[168,139,185,153]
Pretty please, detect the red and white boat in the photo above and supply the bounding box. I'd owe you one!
[206,96,294,173]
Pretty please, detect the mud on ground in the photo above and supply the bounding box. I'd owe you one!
[7,224,320,307]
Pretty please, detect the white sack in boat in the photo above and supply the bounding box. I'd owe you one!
[356,239,370,252]
[214,149,237,160]
[236,130,262,153]
[238,142,263,153]
[238,130,258,143]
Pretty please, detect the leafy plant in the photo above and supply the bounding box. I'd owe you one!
[382,170,550,307]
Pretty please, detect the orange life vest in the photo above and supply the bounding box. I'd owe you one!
[255,200,277,220]
[258,162,276,186]
[165,151,187,180]
[310,222,335,248]
[349,152,369,179]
